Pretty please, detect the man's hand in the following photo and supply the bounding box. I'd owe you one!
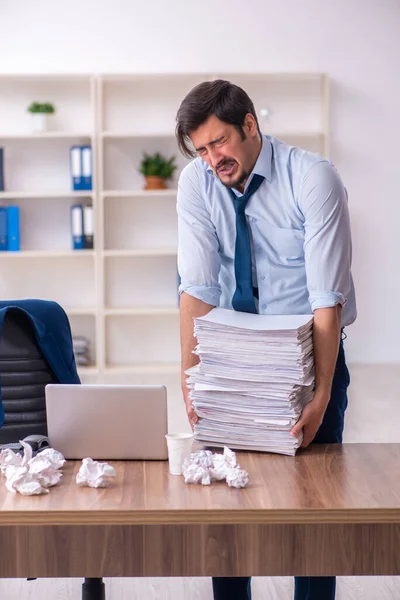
[290,398,328,448]
[291,305,342,448]
[182,383,198,431]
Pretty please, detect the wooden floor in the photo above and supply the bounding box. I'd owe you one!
[1,363,399,599]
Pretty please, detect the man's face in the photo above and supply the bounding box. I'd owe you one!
[189,114,258,189]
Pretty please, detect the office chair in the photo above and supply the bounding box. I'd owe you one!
[0,308,58,442]
[0,300,105,600]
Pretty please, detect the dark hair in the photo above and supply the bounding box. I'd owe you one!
[175,79,261,158]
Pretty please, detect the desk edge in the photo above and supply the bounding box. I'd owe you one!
[2,508,400,526]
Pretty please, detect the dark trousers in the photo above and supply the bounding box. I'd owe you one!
[212,339,350,600]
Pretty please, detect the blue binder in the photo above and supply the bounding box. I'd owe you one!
[0,206,7,250]
[81,145,93,191]
[70,204,84,250]
[7,206,20,251]
[83,204,94,249]
[70,145,83,191]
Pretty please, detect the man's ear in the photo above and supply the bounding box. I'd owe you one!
[243,113,258,137]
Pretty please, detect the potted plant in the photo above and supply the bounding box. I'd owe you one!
[139,152,177,190]
[27,102,56,133]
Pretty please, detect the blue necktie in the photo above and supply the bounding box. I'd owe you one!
[227,174,265,313]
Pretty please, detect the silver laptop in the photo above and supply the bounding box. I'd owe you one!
[45,384,168,460]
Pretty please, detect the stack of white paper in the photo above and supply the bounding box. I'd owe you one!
[186,308,314,456]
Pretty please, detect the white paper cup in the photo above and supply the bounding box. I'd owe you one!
[165,433,194,475]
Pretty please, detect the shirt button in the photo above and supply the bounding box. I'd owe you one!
[262,304,267,310]
[260,275,266,281]
[255,245,261,252]
[252,217,257,223]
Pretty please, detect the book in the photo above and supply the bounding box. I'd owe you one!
[70,146,83,191]
[70,204,84,250]
[0,206,7,250]
[7,206,20,251]
[81,146,92,191]
[83,205,94,249]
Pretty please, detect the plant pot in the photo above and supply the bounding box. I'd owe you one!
[30,113,48,133]
[144,176,167,190]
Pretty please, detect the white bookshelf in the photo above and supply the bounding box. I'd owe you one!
[0,72,329,385]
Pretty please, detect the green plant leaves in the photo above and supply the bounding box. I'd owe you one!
[27,102,55,114]
[139,152,177,179]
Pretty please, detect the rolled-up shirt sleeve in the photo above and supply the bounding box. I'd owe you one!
[299,160,352,312]
[177,164,221,306]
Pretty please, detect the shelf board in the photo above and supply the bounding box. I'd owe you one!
[0,250,96,258]
[99,72,325,84]
[105,363,180,375]
[104,307,179,316]
[101,131,175,139]
[77,366,100,375]
[0,191,93,199]
[66,307,97,316]
[100,73,210,82]
[103,248,177,257]
[215,72,325,81]
[268,131,324,139]
[100,131,324,141]
[0,130,323,141]
[102,189,176,198]
[0,132,93,140]
[0,73,93,81]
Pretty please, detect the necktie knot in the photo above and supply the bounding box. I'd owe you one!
[228,173,265,210]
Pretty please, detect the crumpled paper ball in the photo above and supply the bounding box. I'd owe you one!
[181,449,214,485]
[0,448,23,474]
[76,457,116,488]
[182,446,249,488]
[0,442,65,495]
[226,467,249,488]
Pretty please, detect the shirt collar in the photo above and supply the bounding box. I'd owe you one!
[251,135,273,182]
[206,135,273,187]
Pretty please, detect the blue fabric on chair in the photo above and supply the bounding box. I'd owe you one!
[0,383,3,428]
[227,174,265,313]
[0,299,81,428]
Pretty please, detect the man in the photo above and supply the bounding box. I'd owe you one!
[175,79,356,600]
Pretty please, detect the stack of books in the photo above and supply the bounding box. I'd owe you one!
[186,308,314,456]
[72,336,90,368]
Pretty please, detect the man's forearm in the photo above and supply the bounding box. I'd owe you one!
[180,292,214,394]
[312,305,342,407]
[290,305,343,445]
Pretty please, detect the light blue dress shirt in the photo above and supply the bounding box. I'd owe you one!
[177,135,357,327]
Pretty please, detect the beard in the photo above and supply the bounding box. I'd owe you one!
[215,158,249,189]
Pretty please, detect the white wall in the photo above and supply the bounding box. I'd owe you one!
[1,0,399,364]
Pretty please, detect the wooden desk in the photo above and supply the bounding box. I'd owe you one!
[0,443,400,578]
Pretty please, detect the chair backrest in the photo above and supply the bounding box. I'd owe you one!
[0,309,58,443]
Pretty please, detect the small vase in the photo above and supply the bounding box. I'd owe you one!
[30,113,48,133]
[144,176,167,190]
